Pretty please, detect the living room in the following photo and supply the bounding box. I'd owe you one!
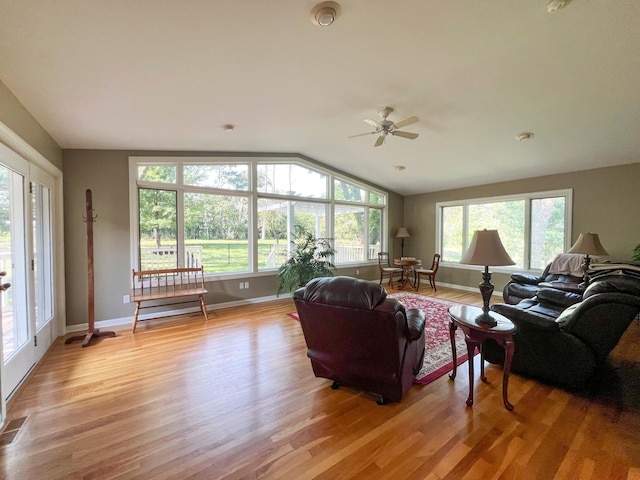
[1,1,640,478]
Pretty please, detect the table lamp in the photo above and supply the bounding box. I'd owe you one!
[567,232,609,286]
[396,227,410,258]
[460,229,515,326]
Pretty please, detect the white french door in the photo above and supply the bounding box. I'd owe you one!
[0,142,56,403]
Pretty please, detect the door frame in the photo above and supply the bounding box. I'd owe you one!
[0,122,65,427]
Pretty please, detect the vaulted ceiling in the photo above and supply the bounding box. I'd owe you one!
[1,1,638,195]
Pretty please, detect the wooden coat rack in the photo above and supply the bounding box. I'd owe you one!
[65,189,116,347]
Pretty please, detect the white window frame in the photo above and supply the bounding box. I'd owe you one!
[436,189,573,273]
[129,155,388,279]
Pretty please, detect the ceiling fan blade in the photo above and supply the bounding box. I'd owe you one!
[374,135,385,147]
[392,131,419,140]
[393,116,419,129]
[364,118,381,128]
[348,132,375,138]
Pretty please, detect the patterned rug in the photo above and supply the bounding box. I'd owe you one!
[288,292,473,386]
[388,292,472,385]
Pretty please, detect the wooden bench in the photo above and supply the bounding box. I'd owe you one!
[131,266,209,332]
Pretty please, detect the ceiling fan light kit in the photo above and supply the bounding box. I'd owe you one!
[349,107,420,147]
[311,2,341,27]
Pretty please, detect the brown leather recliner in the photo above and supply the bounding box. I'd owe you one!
[293,276,426,404]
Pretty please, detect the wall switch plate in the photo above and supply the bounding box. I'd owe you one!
[239,282,244,289]
[244,281,249,289]
[123,294,130,304]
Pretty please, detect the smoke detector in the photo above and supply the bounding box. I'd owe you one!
[311,2,341,27]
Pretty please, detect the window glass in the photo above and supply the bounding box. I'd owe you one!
[257,163,327,198]
[530,197,566,269]
[184,193,249,272]
[183,164,249,191]
[469,200,525,267]
[370,192,385,205]
[369,208,383,260]
[137,165,176,184]
[257,198,327,271]
[138,188,177,269]
[334,179,365,203]
[441,205,463,262]
[334,204,365,263]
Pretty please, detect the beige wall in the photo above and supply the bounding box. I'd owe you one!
[62,149,400,326]
[404,162,640,292]
[0,79,62,168]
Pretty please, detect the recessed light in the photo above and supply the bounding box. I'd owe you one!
[516,132,534,141]
[221,124,235,132]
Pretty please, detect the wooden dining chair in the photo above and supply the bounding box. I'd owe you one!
[378,252,403,287]
[414,253,441,291]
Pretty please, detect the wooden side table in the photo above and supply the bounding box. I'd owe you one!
[448,305,516,410]
[393,258,421,290]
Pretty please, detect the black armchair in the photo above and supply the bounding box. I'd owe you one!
[485,273,640,388]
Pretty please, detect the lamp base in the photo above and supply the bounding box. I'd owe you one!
[476,266,497,326]
[474,311,498,327]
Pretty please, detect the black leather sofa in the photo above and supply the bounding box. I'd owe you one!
[502,261,583,305]
[485,272,640,388]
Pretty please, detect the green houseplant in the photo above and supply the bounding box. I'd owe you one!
[633,243,640,261]
[277,226,336,295]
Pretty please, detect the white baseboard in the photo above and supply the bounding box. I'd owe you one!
[64,279,490,334]
[64,293,289,334]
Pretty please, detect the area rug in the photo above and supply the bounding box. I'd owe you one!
[287,292,472,386]
[388,292,472,385]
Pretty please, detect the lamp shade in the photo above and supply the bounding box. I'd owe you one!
[567,233,609,256]
[460,229,516,267]
[396,227,410,238]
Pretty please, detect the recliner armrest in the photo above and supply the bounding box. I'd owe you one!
[406,308,426,341]
[510,273,542,284]
[491,303,561,330]
[536,288,582,308]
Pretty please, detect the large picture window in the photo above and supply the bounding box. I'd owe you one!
[437,190,571,271]
[131,157,387,276]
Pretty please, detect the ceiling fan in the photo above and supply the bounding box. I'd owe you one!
[349,107,419,147]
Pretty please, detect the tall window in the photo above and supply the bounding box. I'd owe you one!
[437,190,571,271]
[131,157,387,275]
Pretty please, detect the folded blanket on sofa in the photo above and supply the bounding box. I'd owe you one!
[549,254,586,277]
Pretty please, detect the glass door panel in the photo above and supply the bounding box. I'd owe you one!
[0,164,32,398]
[32,182,54,331]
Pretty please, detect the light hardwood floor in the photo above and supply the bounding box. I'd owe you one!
[1,285,639,479]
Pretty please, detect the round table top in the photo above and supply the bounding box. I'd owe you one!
[394,258,421,266]
[448,305,515,333]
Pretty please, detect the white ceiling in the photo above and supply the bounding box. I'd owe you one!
[1,1,639,195]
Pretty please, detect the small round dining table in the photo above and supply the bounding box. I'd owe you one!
[393,258,421,290]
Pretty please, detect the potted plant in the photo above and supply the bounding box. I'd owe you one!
[277,225,336,294]
[633,243,640,261]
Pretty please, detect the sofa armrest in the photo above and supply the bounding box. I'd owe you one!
[406,308,426,341]
[491,303,561,330]
[536,288,582,308]
[510,273,542,284]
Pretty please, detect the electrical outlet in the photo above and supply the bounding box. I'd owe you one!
[244,281,249,289]
[123,294,130,304]
[356,269,360,275]
[239,282,244,289]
